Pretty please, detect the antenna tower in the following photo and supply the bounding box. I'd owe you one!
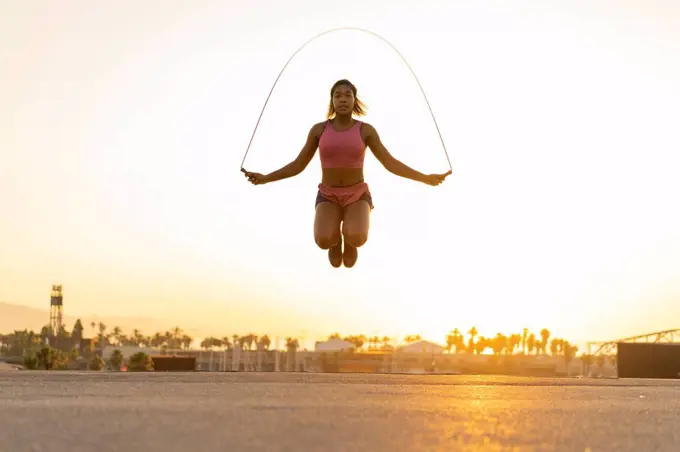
[50,284,64,335]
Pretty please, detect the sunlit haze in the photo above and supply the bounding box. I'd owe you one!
[2,0,679,349]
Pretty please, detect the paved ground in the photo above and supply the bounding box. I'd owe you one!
[1,372,679,452]
[0,362,19,371]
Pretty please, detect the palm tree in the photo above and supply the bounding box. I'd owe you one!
[508,334,521,355]
[243,334,258,370]
[454,330,466,353]
[97,322,108,348]
[285,337,299,372]
[466,327,478,353]
[2,329,40,356]
[131,329,145,347]
[247,334,257,350]
[221,336,232,350]
[467,327,478,351]
[527,333,536,355]
[550,338,561,356]
[474,336,488,355]
[564,341,577,373]
[40,325,51,344]
[150,332,164,348]
[258,335,271,350]
[403,334,421,344]
[112,326,123,346]
[540,328,551,355]
[257,335,271,371]
[491,334,506,355]
[521,328,529,354]
[72,319,84,343]
[200,337,213,350]
[446,331,456,353]
[168,327,183,349]
[343,335,366,349]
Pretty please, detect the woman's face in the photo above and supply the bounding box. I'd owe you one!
[332,84,355,115]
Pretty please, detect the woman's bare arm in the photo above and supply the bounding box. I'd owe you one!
[364,123,427,183]
[364,123,451,186]
[262,122,324,183]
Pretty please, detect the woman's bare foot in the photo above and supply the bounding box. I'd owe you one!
[342,243,358,268]
[328,237,343,268]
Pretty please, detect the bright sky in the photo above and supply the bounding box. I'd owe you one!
[2,0,679,350]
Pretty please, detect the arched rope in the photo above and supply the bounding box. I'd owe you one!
[240,26,452,173]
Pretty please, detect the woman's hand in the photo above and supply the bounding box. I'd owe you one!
[421,170,452,186]
[241,168,269,185]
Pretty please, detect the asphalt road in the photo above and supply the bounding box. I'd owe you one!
[1,372,679,452]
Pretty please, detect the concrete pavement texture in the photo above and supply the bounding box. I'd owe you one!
[1,372,679,452]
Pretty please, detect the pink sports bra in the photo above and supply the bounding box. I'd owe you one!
[318,120,367,169]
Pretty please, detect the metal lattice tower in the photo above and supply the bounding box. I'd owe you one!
[50,284,63,335]
[588,328,680,356]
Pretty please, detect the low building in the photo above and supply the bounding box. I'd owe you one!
[315,338,356,352]
[100,345,157,360]
[397,340,445,354]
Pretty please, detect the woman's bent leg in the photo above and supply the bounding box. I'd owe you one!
[314,201,343,267]
[341,200,371,268]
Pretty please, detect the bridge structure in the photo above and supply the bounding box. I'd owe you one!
[587,328,680,357]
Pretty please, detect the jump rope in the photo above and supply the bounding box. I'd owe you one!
[239,26,452,174]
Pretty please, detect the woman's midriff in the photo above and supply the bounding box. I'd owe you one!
[321,168,365,187]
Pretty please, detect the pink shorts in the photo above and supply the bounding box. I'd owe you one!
[315,182,374,209]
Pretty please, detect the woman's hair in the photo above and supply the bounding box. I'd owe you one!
[326,79,367,119]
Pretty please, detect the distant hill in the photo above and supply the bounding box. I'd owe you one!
[0,301,336,350]
[0,301,184,337]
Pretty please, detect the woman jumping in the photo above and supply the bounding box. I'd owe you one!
[242,79,451,268]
